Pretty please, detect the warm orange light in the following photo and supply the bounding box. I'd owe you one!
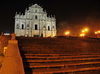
[80,34,82,36]
[80,28,88,37]
[98,31,100,33]
[84,28,88,32]
[65,31,70,35]
[95,31,98,34]
[80,33,85,37]
[81,28,88,33]
[82,30,85,32]
[94,30,100,34]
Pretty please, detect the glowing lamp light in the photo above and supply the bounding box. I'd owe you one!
[82,33,85,36]
[98,31,100,33]
[95,30,100,35]
[95,31,98,34]
[80,34,82,36]
[65,31,70,35]
[80,33,85,37]
[81,28,88,34]
[84,28,88,32]
[82,30,85,32]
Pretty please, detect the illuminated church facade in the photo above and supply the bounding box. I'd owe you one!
[14,4,56,37]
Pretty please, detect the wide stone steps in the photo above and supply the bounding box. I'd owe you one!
[31,67,100,74]
[24,54,100,59]
[24,58,100,63]
[22,54,100,74]
[24,62,100,68]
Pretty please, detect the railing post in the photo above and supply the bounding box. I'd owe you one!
[0,33,25,74]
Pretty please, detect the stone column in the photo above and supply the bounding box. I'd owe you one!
[0,33,25,74]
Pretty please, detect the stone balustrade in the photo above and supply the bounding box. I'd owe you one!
[0,33,25,74]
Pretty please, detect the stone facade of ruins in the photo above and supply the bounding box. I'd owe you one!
[14,4,56,37]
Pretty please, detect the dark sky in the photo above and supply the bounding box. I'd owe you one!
[0,0,100,34]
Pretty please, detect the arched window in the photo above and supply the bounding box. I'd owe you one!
[48,26,50,31]
[35,15,37,19]
[22,24,24,29]
[35,24,38,30]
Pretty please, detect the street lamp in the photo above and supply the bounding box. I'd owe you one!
[84,28,88,32]
[95,31,98,34]
[80,28,89,37]
[80,33,85,37]
[94,30,100,38]
[65,31,70,36]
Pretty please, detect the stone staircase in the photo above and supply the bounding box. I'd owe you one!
[22,54,100,74]
[17,37,100,74]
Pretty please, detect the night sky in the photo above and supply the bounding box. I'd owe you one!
[0,0,100,35]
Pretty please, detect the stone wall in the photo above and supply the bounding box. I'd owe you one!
[0,35,11,55]
[0,33,25,74]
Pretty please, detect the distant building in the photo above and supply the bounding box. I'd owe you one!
[14,4,56,37]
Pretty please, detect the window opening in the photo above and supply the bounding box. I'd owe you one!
[22,24,24,29]
[48,26,50,31]
[35,15,37,19]
[35,24,38,30]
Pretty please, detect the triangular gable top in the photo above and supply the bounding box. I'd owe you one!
[31,4,41,8]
